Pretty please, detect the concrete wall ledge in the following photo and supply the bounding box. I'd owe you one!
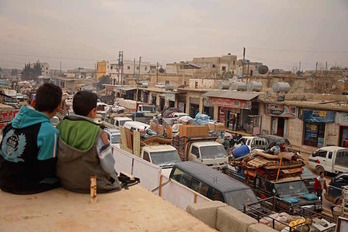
[248,223,278,232]
[217,206,258,232]
[186,201,227,228]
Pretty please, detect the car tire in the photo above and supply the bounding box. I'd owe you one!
[315,166,325,175]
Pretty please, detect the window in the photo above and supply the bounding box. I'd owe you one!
[137,67,139,70]
[233,61,236,65]
[211,188,223,201]
[143,152,150,162]
[328,152,333,159]
[191,146,199,158]
[195,81,198,89]
[212,64,216,68]
[127,66,130,70]
[145,66,148,71]
[222,66,226,72]
[313,150,327,158]
[172,168,192,187]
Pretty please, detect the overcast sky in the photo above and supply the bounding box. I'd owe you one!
[0,0,347,71]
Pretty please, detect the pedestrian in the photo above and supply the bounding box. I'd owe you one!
[0,83,62,194]
[314,171,327,203]
[56,91,121,193]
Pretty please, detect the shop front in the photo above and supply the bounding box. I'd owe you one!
[265,104,296,138]
[202,91,259,131]
[337,113,348,147]
[300,109,335,148]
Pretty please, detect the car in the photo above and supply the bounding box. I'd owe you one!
[324,172,348,204]
[104,128,121,148]
[258,134,291,150]
[50,116,60,127]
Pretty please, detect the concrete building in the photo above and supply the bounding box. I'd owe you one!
[30,62,49,76]
[66,67,96,79]
[96,60,109,80]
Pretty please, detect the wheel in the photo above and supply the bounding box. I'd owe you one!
[315,166,325,175]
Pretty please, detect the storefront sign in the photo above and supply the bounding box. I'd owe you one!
[0,110,19,129]
[265,104,296,118]
[337,113,348,126]
[165,93,176,102]
[209,97,251,109]
[300,109,335,123]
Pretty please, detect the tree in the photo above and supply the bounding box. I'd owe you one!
[97,75,111,90]
[21,61,42,81]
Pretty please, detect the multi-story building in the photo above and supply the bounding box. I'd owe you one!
[96,61,109,80]
[30,62,49,76]
[66,67,96,79]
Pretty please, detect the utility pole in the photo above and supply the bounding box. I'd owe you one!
[299,61,301,74]
[133,58,136,79]
[316,62,318,72]
[156,62,159,84]
[242,47,245,79]
[135,56,141,121]
[325,61,328,71]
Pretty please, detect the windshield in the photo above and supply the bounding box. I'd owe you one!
[111,134,120,144]
[275,181,308,197]
[225,189,259,210]
[200,145,226,159]
[141,106,156,112]
[120,120,131,126]
[150,150,181,167]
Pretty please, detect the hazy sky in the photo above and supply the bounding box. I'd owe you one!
[0,0,347,71]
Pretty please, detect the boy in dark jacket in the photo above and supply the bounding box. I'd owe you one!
[0,83,62,194]
[56,91,121,193]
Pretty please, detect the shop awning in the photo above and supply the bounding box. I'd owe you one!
[116,86,137,91]
[202,91,259,101]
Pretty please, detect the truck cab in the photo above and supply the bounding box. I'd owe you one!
[188,142,228,168]
[112,117,132,129]
[137,104,156,117]
[308,146,348,174]
[141,145,181,177]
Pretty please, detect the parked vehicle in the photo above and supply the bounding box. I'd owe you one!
[230,171,322,214]
[141,145,181,177]
[172,112,189,119]
[324,172,348,204]
[234,136,268,151]
[170,161,259,211]
[308,146,348,174]
[104,128,121,148]
[50,116,60,127]
[172,136,228,169]
[110,117,132,129]
[123,121,150,132]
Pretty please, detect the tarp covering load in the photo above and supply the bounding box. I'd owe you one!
[233,151,305,180]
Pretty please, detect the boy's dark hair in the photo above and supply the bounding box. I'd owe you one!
[35,83,62,113]
[320,171,324,175]
[73,91,97,116]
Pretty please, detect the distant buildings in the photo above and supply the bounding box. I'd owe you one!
[29,62,49,76]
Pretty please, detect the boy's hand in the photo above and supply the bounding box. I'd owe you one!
[100,132,110,145]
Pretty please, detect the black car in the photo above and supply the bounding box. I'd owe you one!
[325,172,348,204]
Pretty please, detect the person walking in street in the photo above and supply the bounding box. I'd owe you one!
[314,171,327,203]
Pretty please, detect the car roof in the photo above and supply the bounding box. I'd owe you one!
[173,161,251,193]
[192,141,224,147]
[124,121,149,127]
[143,145,177,152]
[301,167,316,180]
[316,146,346,152]
[105,128,120,134]
[113,117,132,120]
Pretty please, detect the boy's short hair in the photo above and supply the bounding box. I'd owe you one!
[35,83,62,113]
[73,91,97,116]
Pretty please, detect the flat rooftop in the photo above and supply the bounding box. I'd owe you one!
[0,185,214,232]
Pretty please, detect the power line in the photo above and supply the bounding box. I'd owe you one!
[248,47,348,54]
[0,52,109,62]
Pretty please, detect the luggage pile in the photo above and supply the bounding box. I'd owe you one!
[234,151,305,180]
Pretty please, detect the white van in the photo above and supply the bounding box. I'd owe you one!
[308,146,348,174]
[123,121,150,132]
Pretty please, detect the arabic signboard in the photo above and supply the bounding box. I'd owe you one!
[265,104,296,118]
[300,109,335,123]
[209,97,251,109]
[337,113,348,126]
[0,110,19,129]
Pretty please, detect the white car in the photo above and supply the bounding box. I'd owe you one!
[104,128,121,148]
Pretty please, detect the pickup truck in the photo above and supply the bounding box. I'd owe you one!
[325,172,348,204]
[308,146,348,174]
[172,136,228,169]
[141,145,181,177]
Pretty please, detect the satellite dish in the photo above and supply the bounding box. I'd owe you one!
[258,65,269,75]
